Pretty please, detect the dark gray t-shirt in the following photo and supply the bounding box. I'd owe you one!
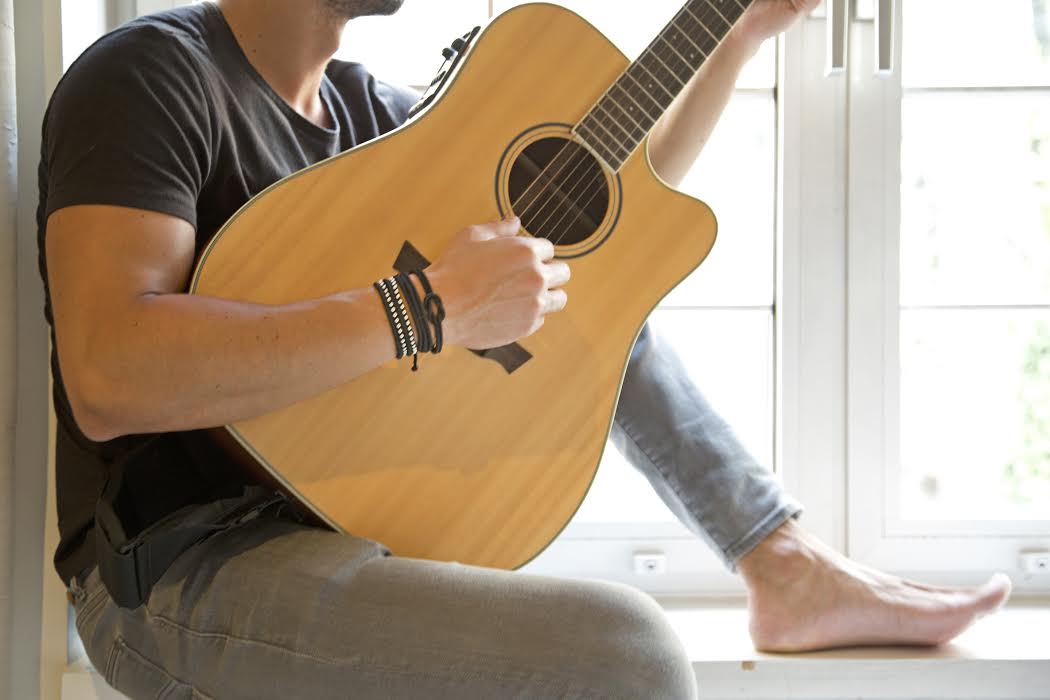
[37,1,419,585]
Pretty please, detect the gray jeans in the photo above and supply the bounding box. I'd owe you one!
[70,322,801,699]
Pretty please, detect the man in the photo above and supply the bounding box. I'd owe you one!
[41,1,1011,698]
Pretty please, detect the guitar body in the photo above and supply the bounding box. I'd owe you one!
[191,3,717,569]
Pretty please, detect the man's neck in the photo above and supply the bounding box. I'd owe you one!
[216,0,347,129]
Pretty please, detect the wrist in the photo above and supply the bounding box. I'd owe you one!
[722,25,764,64]
[419,267,461,348]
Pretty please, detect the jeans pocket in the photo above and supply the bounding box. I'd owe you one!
[105,637,193,700]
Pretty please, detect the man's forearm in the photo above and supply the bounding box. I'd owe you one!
[73,286,398,441]
[647,29,762,188]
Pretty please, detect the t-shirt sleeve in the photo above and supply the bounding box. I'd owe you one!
[371,78,422,128]
[44,26,212,229]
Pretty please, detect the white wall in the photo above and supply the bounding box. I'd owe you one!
[0,0,18,695]
[9,0,65,698]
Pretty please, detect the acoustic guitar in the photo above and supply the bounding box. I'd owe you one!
[190,0,750,568]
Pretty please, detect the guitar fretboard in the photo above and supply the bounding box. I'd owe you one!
[575,0,754,171]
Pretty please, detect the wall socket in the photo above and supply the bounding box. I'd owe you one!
[633,551,668,576]
[1019,549,1050,574]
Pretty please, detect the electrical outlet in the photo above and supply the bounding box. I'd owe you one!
[1019,549,1050,574]
[633,551,667,575]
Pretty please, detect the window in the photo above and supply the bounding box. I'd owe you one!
[847,0,1050,579]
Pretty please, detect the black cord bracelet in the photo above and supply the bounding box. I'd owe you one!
[411,268,445,355]
[395,272,431,353]
[394,272,431,371]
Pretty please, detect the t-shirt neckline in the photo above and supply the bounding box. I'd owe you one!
[203,1,340,139]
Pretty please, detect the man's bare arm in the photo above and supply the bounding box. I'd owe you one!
[648,29,760,188]
[648,0,820,187]
[47,205,400,442]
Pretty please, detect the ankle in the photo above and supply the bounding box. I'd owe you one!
[737,519,818,589]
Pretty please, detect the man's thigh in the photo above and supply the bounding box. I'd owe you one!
[73,516,697,700]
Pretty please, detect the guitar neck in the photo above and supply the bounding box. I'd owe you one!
[574,0,754,172]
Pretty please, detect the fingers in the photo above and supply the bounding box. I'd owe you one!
[464,216,521,242]
[495,215,522,237]
[543,261,571,289]
[543,288,568,314]
[518,235,555,262]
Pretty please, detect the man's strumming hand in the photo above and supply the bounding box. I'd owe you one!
[425,217,571,351]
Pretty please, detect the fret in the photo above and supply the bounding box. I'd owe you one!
[617,67,676,110]
[599,96,648,140]
[683,5,721,44]
[650,39,694,87]
[610,83,659,124]
[638,52,685,94]
[579,117,625,162]
[707,0,747,23]
[674,8,721,57]
[575,121,623,171]
[693,1,733,36]
[701,0,732,27]
[655,33,702,76]
[627,62,676,103]
[669,15,709,59]
[580,115,631,162]
[593,102,639,149]
[617,72,668,119]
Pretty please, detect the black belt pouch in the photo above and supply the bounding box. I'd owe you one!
[94,458,286,610]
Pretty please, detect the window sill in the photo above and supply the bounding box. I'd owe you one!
[61,599,1050,700]
[657,596,1050,700]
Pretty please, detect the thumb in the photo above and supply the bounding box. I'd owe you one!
[493,215,521,237]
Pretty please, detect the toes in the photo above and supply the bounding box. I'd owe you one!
[974,573,1012,615]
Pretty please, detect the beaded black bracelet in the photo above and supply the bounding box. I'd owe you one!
[394,272,431,353]
[394,271,433,371]
[382,276,418,358]
[373,279,407,359]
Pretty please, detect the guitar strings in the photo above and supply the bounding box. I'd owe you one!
[541,1,737,248]
[511,0,739,249]
[511,140,588,222]
[525,147,598,238]
[505,0,709,223]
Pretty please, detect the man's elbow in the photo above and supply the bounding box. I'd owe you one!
[65,363,134,443]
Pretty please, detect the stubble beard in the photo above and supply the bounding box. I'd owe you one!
[323,0,404,19]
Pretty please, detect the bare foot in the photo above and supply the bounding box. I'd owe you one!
[737,519,1013,652]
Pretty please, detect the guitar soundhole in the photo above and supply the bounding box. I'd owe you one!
[507,137,610,247]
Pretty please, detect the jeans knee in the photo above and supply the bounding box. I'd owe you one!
[574,581,697,699]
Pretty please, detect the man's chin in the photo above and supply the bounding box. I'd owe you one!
[325,0,404,19]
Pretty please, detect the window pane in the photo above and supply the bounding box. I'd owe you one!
[903,0,1050,88]
[662,92,775,308]
[493,0,776,88]
[573,309,773,523]
[337,2,488,87]
[900,92,1050,307]
[61,1,107,70]
[900,310,1050,520]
